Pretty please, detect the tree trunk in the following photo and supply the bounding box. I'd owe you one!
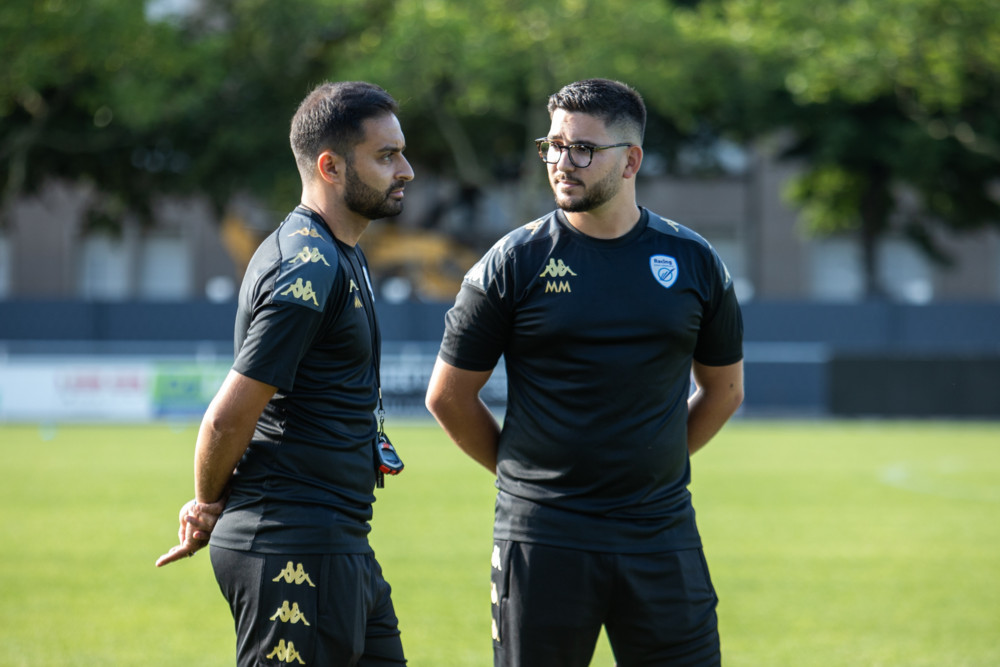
[857,164,892,300]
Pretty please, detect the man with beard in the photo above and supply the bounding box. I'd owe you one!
[425,79,744,666]
[157,81,413,667]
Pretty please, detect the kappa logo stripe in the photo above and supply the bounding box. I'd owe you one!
[349,279,363,309]
[288,247,330,266]
[288,227,322,238]
[539,258,577,278]
[280,278,320,307]
[270,601,312,626]
[266,639,306,665]
[491,544,502,571]
[272,561,317,587]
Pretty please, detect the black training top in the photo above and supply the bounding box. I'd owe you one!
[439,208,743,553]
[211,206,381,555]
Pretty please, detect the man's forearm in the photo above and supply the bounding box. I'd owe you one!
[194,415,253,503]
[687,360,745,455]
[433,396,501,474]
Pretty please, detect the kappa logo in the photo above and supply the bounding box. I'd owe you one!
[660,216,681,233]
[266,639,306,665]
[540,258,576,294]
[491,544,502,571]
[270,601,312,626]
[650,254,679,289]
[288,247,330,266]
[540,258,577,278]
[288,227,322,238]
[280,279,319,306]
[524,219,545,234]
[272,561,317,587]
[349,279,363,309]
[491,582,499,605]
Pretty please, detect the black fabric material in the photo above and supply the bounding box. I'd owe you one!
[211,546,406,666]
[440,208,743,553]
[491,540,720,667]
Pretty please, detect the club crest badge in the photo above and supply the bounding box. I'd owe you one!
[650,255,678,289]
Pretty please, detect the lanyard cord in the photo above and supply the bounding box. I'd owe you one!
[344,247,385,436]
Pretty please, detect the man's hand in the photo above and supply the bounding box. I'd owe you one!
[154,497,226,567]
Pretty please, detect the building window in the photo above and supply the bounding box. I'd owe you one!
[809,236,933,303]
[138,235,191,300]
[80,235,131,300]
[879,238,933,304]
[808,238,864,302]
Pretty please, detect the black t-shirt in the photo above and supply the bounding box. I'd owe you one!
[439,208,743,553]
[211,206,381,554]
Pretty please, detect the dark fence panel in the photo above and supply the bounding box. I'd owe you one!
[3,299,999,417]
[829,355,1000,418]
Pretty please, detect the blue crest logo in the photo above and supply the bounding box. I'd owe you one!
[650,255,678,289]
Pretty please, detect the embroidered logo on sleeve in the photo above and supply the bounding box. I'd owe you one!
[288,247,330,266]
[279,278,320,306]
[650,255,679,289]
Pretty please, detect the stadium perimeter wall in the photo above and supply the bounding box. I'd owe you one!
[1,300,998,420]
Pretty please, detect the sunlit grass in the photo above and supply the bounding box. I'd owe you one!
[1,420,997,666]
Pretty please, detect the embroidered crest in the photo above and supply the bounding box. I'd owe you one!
[650,255,678,289]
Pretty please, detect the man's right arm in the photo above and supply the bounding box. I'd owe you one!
[155,370,275,567]
[195,369,277,504]
[425,355,500,475]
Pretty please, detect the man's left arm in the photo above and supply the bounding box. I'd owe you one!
[687,359,744,455]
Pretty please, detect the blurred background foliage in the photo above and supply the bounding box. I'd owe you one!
[1,0,998,287]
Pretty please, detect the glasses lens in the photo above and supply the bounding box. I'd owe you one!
[538,141,557,163]
[537,141,593,167]
[568,145,593,167]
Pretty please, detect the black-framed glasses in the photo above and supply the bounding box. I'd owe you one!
[534,138,634,168]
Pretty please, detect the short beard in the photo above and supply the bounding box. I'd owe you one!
[553,167,621,213]
[345,164,405,220]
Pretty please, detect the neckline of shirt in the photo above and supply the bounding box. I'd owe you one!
[554,207,649,248]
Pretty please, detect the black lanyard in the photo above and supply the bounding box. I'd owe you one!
[343,246,385,435]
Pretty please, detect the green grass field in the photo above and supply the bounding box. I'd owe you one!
[1,420,998,666]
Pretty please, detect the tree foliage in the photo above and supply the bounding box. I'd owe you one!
[1,0,997,294]
[704,0,1000,294]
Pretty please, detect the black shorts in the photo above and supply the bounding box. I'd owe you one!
[490,540,720,667]
[210,546,406,666]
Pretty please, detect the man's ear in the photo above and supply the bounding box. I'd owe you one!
[316,150,345,185]
[622,145,643,180]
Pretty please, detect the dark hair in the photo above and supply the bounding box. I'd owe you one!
[547,78,646,143]
[290,81,399,178]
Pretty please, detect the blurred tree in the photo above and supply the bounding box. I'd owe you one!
[698,0,1000,297]
[330,0,744,243]
[0,0,172,228]
[0,0,396,229]
[3,0,996,300]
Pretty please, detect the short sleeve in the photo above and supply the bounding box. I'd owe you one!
[693,249,743,366]
[233,300,325,391]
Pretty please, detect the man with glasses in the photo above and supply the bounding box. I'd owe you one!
[426,78,744,666]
